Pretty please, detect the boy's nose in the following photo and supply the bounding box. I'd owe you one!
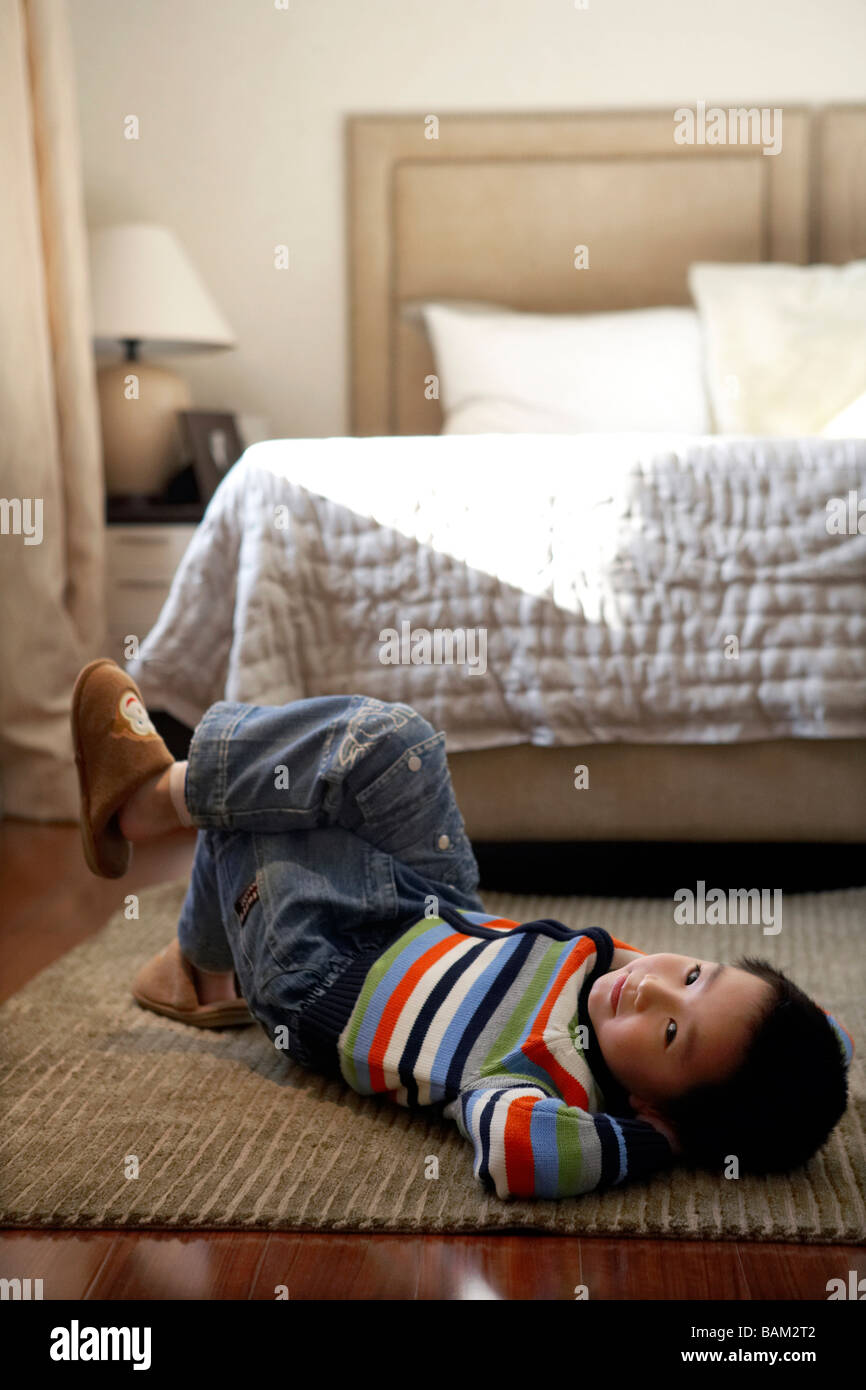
[632,973,673,1008]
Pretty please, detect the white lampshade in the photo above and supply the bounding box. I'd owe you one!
[89,222,236,354]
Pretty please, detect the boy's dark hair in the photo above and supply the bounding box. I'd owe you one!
[660,956,849,1175]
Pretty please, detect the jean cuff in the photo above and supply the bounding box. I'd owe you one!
[184,702,247,825]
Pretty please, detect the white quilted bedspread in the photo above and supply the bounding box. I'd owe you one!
[128,433,866,748]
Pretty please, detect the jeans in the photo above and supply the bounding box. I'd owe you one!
[177,694,486,1065]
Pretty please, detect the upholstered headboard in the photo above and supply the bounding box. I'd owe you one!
[347,106,866,436]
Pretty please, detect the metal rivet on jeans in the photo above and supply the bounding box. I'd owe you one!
[408,755,422,771]
[437,833,451,849]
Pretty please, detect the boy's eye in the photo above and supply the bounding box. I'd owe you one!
[665,964,702,1046]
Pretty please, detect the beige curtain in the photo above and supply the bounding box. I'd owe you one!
[0,0,105,821]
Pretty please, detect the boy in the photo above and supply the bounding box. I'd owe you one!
[72,660,853,1200]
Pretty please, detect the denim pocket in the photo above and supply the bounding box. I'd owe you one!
[355,731,450,842]
[355,730,478,886]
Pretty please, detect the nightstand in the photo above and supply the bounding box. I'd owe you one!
[104,506,202,666]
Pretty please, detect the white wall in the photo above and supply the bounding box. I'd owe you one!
[69,0,866,441]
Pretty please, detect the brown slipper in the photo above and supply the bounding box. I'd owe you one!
[71,658,175,879]
[132,939,254,1028]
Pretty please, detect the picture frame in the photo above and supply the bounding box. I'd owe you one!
[178,410,245,502]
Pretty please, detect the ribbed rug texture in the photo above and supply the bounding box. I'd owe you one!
[1,881,863,1239]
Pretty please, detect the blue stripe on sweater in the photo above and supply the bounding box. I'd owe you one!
[529,1097,561,1197]
[426,936,526,1102]
[396,939,489,1107]
[444,934,538,1097]
[596,1112,628,1187]
[346,919,452,1092]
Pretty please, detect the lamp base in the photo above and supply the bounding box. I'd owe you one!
[97,361,192,497]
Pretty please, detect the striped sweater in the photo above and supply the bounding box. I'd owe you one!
[294,904,676,1200]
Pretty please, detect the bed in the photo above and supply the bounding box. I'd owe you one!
[129,106,866,843]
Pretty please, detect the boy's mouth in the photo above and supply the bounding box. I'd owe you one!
[611,969,631,1014]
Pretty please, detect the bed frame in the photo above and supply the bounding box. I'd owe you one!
[346,106,866,843]
[348,105,866,436]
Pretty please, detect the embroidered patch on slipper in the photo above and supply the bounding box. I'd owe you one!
[117,692,157,737]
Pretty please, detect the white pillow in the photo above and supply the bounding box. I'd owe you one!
[689,260,866,435]
[821,390,866,438]
[418,302,711,434]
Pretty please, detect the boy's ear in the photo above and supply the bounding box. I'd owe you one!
[629,1095,682,1154]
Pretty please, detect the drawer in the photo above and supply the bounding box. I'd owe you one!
[107,581,172,639]
[106,525,197,582]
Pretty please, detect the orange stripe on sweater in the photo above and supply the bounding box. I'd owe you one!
[367,933,465,1092]
[610,936,646,955]
[522,937,596,1107]
[504,1091,539,1195]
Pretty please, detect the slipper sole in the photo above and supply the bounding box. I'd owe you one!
[132,989,254,1029]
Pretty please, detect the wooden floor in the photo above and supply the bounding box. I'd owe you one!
[0,821,862,1301]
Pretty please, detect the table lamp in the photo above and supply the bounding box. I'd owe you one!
[89,223,236,496]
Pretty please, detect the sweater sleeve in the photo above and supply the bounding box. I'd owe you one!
[442,1076,676,1200]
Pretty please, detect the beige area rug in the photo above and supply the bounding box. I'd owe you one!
[1,881,863,1240]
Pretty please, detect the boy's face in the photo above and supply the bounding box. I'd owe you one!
[588,953,774,1116]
